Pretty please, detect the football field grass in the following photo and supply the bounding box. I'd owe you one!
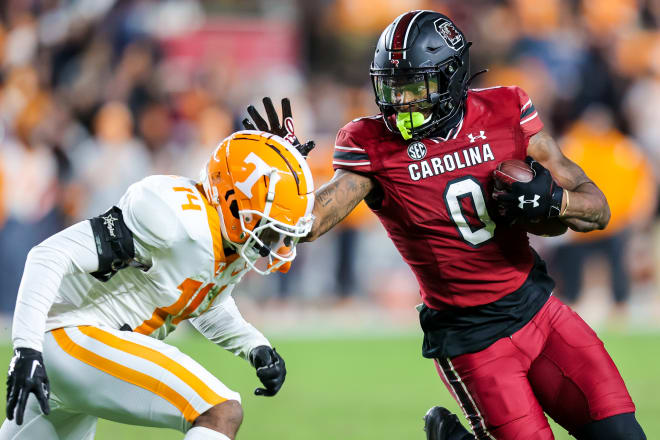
[0,331,658,439]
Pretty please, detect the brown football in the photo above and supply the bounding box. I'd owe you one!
[493,159,534,190]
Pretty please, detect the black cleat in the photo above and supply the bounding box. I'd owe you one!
[424,406,476,440]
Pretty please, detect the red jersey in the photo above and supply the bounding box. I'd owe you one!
[333,86,544,310]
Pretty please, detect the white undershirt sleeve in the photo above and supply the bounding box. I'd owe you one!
[189,296,270,361]
[12,221,100,352]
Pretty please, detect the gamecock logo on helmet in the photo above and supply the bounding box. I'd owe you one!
[434,18,464,52]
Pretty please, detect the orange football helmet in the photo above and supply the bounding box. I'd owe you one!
[200,130,314,274]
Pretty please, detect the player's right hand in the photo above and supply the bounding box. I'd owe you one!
[493,159,564,220]
[242,97,316,157]
[6,347,51,425]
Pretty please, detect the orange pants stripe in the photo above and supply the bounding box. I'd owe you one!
[77,326,226,407]
[52,328,206,422]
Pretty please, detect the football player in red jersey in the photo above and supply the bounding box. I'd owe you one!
[243,10,646,440]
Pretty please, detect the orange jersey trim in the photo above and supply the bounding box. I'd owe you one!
[52,328,203,423]
[172,283,213,326]
[196,183,225,274]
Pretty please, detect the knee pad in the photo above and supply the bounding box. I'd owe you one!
[572,412,646,440]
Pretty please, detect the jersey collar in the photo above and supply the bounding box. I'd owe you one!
[429,110,464,142]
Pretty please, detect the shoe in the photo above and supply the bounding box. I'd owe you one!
[423,406,475,440]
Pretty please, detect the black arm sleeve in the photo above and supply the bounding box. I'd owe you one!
[89,206,135,282]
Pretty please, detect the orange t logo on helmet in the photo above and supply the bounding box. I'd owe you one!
[200,130,314,275]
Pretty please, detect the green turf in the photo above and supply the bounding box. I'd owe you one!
[0,331,657,439]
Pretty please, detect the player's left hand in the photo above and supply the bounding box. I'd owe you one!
[242,97,316,157]
[493,158,563,220]
[6,347,51,425]
[249,345,286,397]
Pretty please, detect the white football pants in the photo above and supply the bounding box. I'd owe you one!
[0,326,240,439]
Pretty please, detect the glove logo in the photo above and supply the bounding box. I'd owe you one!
[29,360,41,378]
[7,347,51,424]
[243,97,315,157]
[407,141,427,160]
[283,116,297,145]
[518,194,540,209]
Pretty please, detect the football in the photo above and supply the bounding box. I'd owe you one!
[492,159,534,190]
[492,159,568,236]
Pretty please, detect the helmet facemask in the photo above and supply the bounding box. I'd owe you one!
[200,131,315,276]
[237,168,314,275]
[370,11,471,140]
[371,55,467,140]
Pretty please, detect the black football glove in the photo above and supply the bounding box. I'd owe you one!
[6,347,50,425]
[493,158,563,221]
[249,345,286,397]
[242,97,316,157]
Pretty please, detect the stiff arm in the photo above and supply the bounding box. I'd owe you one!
[303,169,374,242]
[527,130,610,232]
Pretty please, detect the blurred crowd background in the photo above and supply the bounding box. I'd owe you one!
[1,0,659,330]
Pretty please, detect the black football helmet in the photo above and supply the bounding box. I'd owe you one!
[370,11,470,140]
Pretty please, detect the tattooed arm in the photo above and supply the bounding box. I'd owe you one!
[303,170,375,242]
[527,131,610,232]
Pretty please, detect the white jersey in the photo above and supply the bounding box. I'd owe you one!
[12,175,268,359]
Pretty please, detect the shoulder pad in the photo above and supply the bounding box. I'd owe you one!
[117,176,184,249]
[341,115,386,141]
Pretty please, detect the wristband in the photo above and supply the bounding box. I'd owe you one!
[548,184,564,218]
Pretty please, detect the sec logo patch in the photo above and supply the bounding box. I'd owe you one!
[407,141,427,160]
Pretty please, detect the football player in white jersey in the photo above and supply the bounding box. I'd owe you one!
[1,127,315,440]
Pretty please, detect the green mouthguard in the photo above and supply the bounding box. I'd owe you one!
[396,112,427,140]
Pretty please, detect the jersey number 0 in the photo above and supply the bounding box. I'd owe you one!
[443,176,496,247]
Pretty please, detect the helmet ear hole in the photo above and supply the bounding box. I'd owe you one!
[229,200,239,219]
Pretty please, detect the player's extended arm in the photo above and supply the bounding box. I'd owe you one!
[303,169,375,242]
[190,297,286,396]
[189,296,270,360]
[527,130,610,232]
[241,97,375,241]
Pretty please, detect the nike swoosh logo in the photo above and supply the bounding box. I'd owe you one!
[30,360,41,379]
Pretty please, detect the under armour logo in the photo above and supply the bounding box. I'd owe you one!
[518,194,540,209]
[467,131,486,143]
[102,214,118,237]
